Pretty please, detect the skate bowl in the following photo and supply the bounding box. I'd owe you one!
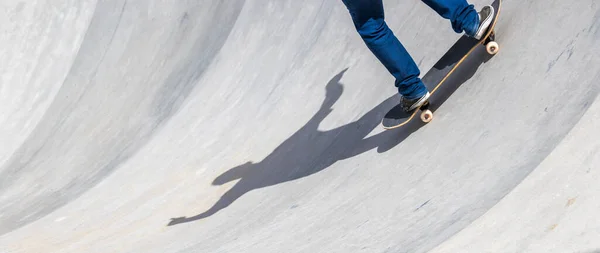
[1,0,600,252]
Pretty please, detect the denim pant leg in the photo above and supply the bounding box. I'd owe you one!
[421,0,479,35]
[341,0,427,99]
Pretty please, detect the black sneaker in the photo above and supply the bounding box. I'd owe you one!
[472,5,494,40]
[400,92,430,112]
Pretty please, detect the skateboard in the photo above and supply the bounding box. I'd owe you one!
[382,0,501,129]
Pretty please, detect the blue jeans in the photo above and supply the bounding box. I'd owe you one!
[341,0,479,99]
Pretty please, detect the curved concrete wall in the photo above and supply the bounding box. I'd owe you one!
[0,0,599,252]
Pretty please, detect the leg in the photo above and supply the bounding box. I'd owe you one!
[421,0,479,36]
[341,0,427,100]
[421,0,494,39]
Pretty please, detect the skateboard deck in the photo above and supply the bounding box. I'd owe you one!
[382,0,501,129]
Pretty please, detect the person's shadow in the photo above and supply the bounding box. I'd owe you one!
[167,68,422,226]
[167,40,492,226]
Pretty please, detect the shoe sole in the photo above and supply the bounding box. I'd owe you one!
[408,92,431,111]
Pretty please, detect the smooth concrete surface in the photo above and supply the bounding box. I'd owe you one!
[0,0,599,252]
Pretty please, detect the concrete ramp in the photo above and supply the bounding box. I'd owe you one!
[1,0,599,252]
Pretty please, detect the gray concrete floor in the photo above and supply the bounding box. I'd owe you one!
[0,0,599,252]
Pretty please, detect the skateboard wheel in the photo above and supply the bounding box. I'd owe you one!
[420,110,433,123]
[486,41,499,55]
